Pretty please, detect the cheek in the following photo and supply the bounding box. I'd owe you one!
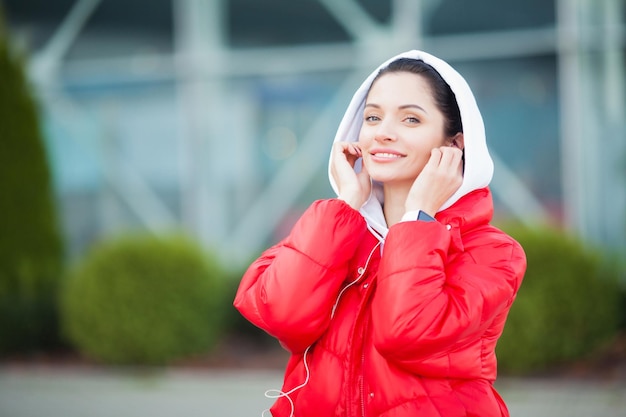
[357,125,369,144]
[413,153,432,170]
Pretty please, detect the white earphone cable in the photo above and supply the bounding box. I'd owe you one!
[331,240,381,318]
[262,239,381,417]
[262,345,311,417]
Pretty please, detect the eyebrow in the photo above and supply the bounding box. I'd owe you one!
[364,103,428,114]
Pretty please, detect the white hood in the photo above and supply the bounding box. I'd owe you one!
[328,49,493,239]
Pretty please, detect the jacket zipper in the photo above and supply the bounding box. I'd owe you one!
[359,296,373,417]
[350,241,379,417]
[360,350,366,417]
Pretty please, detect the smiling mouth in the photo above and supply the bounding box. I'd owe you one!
[372,152,404,159]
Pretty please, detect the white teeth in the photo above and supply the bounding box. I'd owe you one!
[374,153,401,158]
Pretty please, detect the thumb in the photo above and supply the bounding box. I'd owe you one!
[357,164,372,196]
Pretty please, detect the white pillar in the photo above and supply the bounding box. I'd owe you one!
[600,0,626,249]
[391,0,424,50]
[174,0,229,247]
[557,0,626,250]
[557,0,588,238]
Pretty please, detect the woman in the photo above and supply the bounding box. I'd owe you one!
[234,50,526,417]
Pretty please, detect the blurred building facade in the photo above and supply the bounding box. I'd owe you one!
[3,0,625,265]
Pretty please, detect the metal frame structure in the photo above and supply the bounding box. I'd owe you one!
[557,0,626,251]
[24,0,626,264]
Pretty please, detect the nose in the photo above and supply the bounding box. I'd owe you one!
[374,119,397,142]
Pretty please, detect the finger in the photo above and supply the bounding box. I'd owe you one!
[331,143,354,173]
[357,164,371,194]
[438,146,463,169]
[334,142,361,164]
[425,148,443,170]
[333,141,353,152]
[347,143,361,157]
[438,147,464,184]
[333,143,352,164]
[450,148,463,170]
[351,142,365,157]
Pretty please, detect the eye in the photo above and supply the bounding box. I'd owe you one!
[365,115,381,122]
[404,116,420,124]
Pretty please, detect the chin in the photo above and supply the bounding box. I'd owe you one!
[369,169,419,187]
[369,173,408,185]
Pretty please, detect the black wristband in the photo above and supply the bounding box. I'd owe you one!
[417,210,436,222]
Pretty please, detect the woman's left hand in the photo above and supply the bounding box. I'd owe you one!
[405,146,463,216]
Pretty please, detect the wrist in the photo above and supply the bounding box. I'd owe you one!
[401,209,436,222]
[405,203,436,218]
[338,195,364,211]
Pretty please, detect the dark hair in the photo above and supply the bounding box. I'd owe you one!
[370,58,462,137]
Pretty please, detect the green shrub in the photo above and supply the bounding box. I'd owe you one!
[60,234,225,366]
[496,225,623,374]
[0,15,65,354]
[221,270,276,348]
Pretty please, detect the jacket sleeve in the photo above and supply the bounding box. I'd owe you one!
[233,199,368,353]
[371,220,526,369]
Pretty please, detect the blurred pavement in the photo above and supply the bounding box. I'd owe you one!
[1,366,625,417]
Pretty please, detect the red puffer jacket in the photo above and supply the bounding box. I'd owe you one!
[234,187,526,417]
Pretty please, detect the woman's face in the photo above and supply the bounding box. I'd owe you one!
[358,71,449,188]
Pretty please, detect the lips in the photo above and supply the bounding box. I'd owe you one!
[369,148,406,161]
[372,152,403,159]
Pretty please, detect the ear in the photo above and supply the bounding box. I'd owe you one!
[448,132,464,149]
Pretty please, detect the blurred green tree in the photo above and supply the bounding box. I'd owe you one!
[60,234,225,366]
[0,7,65,355]
[497,225,623,375]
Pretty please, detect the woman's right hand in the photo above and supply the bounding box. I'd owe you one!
[330,142,371,210]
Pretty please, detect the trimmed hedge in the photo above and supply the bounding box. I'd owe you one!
[496,225,623,374]
[60,234,225,366]
[0,15,65,354]
[222,269,276,347]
